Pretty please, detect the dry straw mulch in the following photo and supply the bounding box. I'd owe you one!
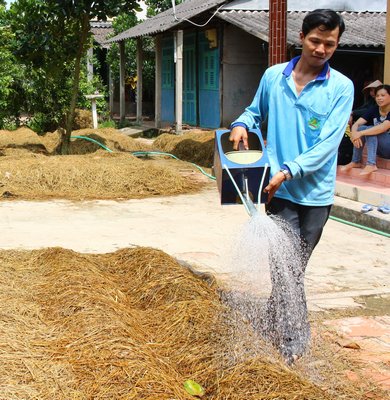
[0,152,204,200]
[39,128,151,155]
[0,127,48,154]
[0,246,360,400]
[0,128,211,201]
[154,130,215,168]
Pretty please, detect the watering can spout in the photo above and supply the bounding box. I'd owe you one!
[242,193,258,217]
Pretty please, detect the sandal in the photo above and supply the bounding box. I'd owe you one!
[361,204,374,213]
[377,205,390,214]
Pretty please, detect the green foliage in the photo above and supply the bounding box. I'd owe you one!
[145,0,183,16]
[0,6,25,128]
[107,12,138,82]
[5,0,141,152]
[99,119,117,129]
[27,112,53,134]
[107,12,155,102]
[77,59,109,117]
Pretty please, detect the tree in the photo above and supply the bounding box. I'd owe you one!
[9,0,142,154]
[0,4,25,128]
[107,12,139,83]
[107,12,155,112]
[145,0,183,16]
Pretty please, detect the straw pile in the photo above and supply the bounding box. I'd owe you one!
[69,128,151,155]
[0,247,339,399]
[154,130,215,167]
[0,127,151,156]
[0,127,48,154]
[0,152,204,200]
[37,128,151,155]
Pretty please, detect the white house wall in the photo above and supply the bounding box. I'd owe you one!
[222,24,267,127]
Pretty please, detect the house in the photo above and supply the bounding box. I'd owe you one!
[107,0,386,130]
[89,21,114,108]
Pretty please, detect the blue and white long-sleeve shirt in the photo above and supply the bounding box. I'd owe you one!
[232,56,354,206]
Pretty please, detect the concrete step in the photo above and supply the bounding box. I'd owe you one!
[362,155,390,170]
[332,196,390,235]
[335,171,390,207]
[337,165,390,187]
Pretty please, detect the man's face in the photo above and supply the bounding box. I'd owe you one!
[300,25,340,68]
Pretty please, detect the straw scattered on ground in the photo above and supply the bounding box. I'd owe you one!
[0,128,212,201]
[0,247,372,400]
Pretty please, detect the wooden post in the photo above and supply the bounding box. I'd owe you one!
[136,38,143,124]
[269,0,287,66]
[384,0,390,83]
[154,35,162,129]
[175,30,183,134]
[119,40,126,124]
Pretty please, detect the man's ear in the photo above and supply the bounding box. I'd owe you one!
[299,31,304,43]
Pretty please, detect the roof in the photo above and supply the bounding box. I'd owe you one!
[106,1,386,48]
[222,0,386,12]
[217,10,386,48]
[90,20,114,48]
[106,0,228,43]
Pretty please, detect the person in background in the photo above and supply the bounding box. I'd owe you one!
[337,112,354,165]
[229,9,354,363]
[352,80,382,122]
[342,84,390,175]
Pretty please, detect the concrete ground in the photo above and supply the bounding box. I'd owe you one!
[1,185,389,392]
[1,185,389,309]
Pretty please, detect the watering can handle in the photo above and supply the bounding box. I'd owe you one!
[238,141,246,151]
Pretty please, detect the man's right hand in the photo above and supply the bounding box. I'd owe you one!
[229,126,249,150]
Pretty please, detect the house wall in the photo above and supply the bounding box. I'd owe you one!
[221,25,268,127]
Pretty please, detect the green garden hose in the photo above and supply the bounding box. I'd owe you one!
[71,135,114,153]
[329,215,390,238]
[131,150,216,180]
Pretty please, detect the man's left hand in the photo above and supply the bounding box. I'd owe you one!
[264,171,286,202]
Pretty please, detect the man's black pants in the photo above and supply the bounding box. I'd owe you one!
[261,197,332,361]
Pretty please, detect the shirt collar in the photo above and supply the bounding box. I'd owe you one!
[282,56,330,80]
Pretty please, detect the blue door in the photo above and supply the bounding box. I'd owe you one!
[161,36,175,123]
[198,31,220,128]
[183,33,197,125]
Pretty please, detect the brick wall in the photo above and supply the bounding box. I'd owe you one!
[269,0,287,66]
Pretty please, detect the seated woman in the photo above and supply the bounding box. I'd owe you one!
[342,84,390,175]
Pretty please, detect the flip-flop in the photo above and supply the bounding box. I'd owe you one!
[361,204,374,213]
[377,205,390,214]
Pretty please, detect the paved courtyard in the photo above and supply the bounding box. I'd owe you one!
[1,186,389,393]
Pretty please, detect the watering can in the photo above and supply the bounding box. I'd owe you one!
[213,129,270,216]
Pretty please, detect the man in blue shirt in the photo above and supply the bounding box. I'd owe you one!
[229,9,354,363]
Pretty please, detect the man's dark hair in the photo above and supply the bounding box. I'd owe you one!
[302,9,345,39]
